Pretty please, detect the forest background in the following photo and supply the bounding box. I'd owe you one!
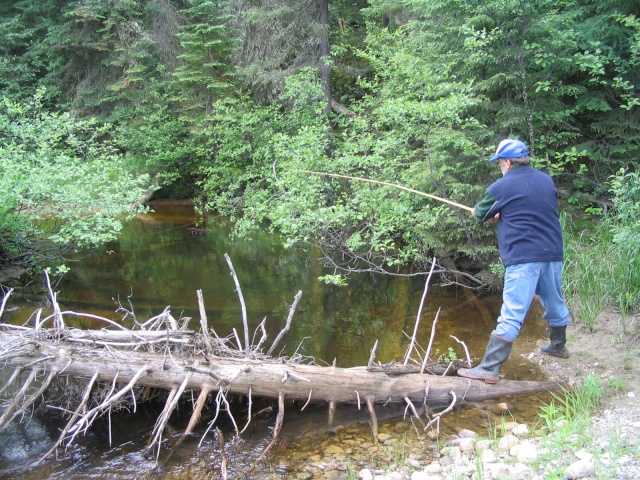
[1,0,639,323]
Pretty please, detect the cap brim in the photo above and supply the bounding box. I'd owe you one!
[489,154,500,162]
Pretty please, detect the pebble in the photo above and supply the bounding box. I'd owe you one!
[325,445,344,455]
[410,473,440,480]
[503,421,518,431]
[489,402,511,415]
[405,458,421,469]
[512,423,529,437]
[278,403,640,480]
[475,439,492,450]
[565,459,595,479]
[457,437,475,452]
[575,450,593,462]
[457,428,477,438]
[565,433,581,443]
[423,463,442,474]
[497,434,518,451]
[481,448,497,463]
[358,469,373,480]
[511,442,538,463]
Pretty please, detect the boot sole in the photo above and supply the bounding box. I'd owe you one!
[542,350,570,359]
[457,371,498,384]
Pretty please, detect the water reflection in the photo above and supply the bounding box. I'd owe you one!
[1,199,556,479]
[6,199,548,367]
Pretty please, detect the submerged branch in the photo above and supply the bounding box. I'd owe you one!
[404,258,436,365]
[267,290,302,356]
[224,253,250,358]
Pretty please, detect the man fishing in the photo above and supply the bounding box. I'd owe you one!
[457,138,571,384]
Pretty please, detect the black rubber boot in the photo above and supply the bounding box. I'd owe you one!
[541,325,570,358]
[457,334,513,384]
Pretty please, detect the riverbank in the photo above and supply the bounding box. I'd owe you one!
[276,305,640,480]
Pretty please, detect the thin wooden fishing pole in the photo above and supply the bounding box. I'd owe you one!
[291,169,474,213]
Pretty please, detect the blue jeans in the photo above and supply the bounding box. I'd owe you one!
[493,261,570,341]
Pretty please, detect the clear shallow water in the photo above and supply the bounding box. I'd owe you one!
[0,199,554,479]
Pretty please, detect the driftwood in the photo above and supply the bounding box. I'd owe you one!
[0,264,561,470]
[1,329,558,407]
[187,227,210,235]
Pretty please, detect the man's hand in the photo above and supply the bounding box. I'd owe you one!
[487,213,501,224]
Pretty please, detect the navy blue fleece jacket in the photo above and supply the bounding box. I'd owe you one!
[474,165,563,267]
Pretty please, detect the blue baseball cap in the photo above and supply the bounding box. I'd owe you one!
[489,139,529,162]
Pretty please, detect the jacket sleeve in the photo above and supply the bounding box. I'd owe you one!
[473,189,498,224]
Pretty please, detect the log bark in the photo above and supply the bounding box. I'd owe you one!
[1,330,559,408]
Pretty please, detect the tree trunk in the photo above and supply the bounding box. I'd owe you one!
[1,330,559,407]
[318,0,332,115]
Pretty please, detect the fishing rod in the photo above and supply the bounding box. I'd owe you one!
[290,169,474,213]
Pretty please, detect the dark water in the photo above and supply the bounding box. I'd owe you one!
[0,200,555,479]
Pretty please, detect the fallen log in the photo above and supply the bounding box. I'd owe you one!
[0,266,562,470]
[0,325,562,472]
[1,330,559,407]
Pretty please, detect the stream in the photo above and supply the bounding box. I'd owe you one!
[0,199,556,479]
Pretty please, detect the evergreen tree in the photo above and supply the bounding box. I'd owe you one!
[0,0,67,105]
[391,0,640,195]
[173,0,237,116]
[2,0,639,279]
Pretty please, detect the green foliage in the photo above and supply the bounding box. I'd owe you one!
[0,0,67,105]
[392,0,640,195]
[198,54,495,278]
[605,168,640,315]
[1,0,238,120]
[173,0,237,117]
[435,346,458,364]
[112,87,194,188]
[47,0,162,112]
[605,376,629,396]
[318,274,348,286]
[562,221,610,328]
[2,0,640,285]
[563,168,640,325]
[0,91,151,270]
[537,373,602,435]
[228,0,338,102]
[534,372,638,479]
[0,0,238,194]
